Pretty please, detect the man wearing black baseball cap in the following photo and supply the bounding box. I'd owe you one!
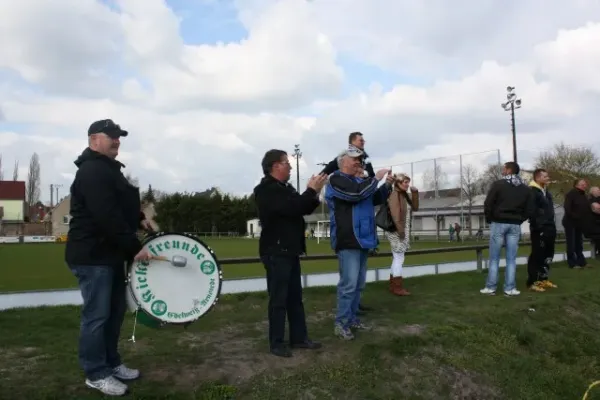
[66,119,152,396]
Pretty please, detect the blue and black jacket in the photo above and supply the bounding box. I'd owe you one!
[325,171,391,251]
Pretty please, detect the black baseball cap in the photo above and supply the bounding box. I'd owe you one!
[87,119,128,139]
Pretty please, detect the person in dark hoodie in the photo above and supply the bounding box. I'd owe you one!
[65,119,152,397]
[589,187,600,258]
[526,168,558,292]
[254,149,327,358]
[321,132,375,177]
[562,179,589,268]
[481,161,535,297]
[321,131,377,313]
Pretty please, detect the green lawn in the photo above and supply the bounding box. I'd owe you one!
[1,259,600,399]
[0,238,589,292]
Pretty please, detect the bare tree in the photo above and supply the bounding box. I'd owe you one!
[422,164,449,192]
[478,164,503,193]
[535,142,600,205]
[12,160,19,181]
[26,153,41,205]
[461,164,482,236]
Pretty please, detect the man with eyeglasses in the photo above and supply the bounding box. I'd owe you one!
[66,119,152,396]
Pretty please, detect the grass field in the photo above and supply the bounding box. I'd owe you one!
[0,239,589,292]
[1,259,600,399]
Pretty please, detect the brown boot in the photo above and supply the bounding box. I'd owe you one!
[391,276,410,296]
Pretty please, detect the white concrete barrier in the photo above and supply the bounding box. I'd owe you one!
[0,250,591,312]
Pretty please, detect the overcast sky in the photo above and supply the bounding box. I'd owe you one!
[1,0,599,202]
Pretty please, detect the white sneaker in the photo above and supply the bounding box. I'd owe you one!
[85,376,128,396]
[113,364,140,381]
[480,288,495,295]
[504,289,520,296]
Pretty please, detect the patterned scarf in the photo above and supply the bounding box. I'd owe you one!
[503,174,523,186]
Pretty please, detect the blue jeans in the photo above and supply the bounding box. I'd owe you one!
[69,264,127,381]
[335,249,368,329]
[484,222,521,292]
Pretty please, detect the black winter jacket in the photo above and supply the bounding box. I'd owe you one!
[65,148,144,267]
[484,175,535,225]
[253,175,320,257]
[321,151,375,178]
[562,187,590,228]
[528,182,556,232]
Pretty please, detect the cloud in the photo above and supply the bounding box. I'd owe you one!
[0,0,598,203]
[118,0,344,112]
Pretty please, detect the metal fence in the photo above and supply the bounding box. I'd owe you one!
[378,150,503,240]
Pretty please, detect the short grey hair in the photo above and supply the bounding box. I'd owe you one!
[336,146,363,168]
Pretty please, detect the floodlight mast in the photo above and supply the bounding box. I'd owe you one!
[501,86,522,163]
[292,144,302,192]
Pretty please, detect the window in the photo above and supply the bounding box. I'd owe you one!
[478,215,489,229]
[62,215,71,224]
[412,217,423,231]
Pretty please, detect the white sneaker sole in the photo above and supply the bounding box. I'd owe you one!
[114,372,141,381]
[85,380,128,397]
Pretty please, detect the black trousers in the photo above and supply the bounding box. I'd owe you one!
[527,229,556,287]
[261,255,308,349]
[564,222,586,267]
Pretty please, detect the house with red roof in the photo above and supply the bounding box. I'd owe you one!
[0,181,29,235]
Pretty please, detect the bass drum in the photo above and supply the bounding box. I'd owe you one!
[125,232,223,329]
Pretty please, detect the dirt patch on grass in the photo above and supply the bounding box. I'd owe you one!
[439,364,500,400]
[148,325,354,389]
[307,310,335,323]
[0,347,49,375]
[375,323,426,336]
[178,343,352,387]
[386,354,499,400]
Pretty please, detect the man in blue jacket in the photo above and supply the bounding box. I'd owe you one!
[325,146,392,340]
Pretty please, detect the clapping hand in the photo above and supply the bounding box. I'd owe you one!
[386,174,395,185]
[410,186,418,192]
[307,173,328,192]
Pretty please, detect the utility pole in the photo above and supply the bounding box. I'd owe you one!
[54,184,63,204]
[501,86,522,163]
[48,183,62,235]
[292,144,302,192]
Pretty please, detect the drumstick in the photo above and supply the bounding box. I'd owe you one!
[150,255,187,268]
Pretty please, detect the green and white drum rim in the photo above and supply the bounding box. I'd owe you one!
[127,232,223,325]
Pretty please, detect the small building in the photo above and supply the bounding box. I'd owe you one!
[46,195,72,236]
[247,218,261,238]
[45,196,160,237]
[0,181,28,236]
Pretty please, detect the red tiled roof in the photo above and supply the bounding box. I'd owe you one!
[0,181,26,200]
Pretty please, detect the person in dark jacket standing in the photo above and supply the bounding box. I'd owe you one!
[562,179,589,268]
[66,119,152,397]
[589,187,600,259]
[526,169,557,292]
[321,132,375,178]
[254,149,327,358]
[481,162,535,297]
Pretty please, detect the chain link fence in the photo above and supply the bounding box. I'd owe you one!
[382,150,502,242]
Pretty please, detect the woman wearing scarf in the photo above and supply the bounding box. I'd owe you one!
[385,173,419,296]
